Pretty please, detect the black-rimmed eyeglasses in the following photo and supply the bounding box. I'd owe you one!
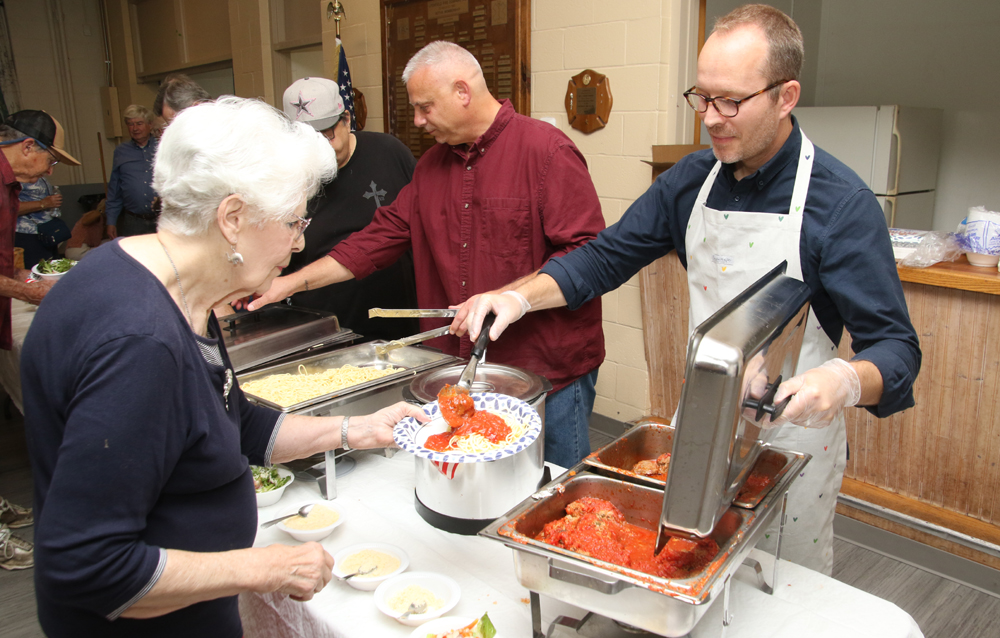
[683,80,789,118]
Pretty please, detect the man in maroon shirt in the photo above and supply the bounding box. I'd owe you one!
[252,41,606,467]
[0,109,81,570]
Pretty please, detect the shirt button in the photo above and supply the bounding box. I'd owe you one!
[464,203,469,209]
[466,166,472,171]
[734,196,740,202]
[463,243,467,248]
[461,281,466,286]
[758,181,764,186]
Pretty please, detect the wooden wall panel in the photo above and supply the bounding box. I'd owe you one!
[841,281,1000,528]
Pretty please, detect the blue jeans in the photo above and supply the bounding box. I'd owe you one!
[543,369,599,468]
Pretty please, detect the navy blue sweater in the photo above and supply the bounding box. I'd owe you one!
[541,117,921,418]
[22,241,282,637]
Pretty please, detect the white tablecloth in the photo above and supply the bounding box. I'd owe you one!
[245,452,923,638]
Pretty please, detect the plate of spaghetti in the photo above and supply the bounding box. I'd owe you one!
[394,391,541,464]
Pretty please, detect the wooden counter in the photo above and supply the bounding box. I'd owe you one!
[639,252,1000,569]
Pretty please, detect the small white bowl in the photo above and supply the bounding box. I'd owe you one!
[375,571,461,626]
[276,502,344,542]
[332,542,409,591]
[966,251,1000,267]
[255,467,294,507]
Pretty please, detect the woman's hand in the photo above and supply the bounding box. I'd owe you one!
[254,542,334,602]
[348,402,430,449]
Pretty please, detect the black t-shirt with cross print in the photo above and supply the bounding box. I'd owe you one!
[287,130,419,341]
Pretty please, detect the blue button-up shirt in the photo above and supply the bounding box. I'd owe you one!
[541,117,921,419]
[106,137,158,226]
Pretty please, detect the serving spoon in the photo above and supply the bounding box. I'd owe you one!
[337,565,376,581]
[399,601,428,619]
[260,503,314,529]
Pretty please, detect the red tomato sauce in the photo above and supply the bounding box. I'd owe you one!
[425,385,512,452]
[536,497,719,579]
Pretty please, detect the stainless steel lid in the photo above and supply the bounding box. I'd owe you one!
[660,261,812,539]
[408,363,551,404]
[222,304,355,372]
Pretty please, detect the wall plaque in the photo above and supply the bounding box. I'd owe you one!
[565,69,612,134]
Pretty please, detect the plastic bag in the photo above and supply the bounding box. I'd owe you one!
[898,231,964,268]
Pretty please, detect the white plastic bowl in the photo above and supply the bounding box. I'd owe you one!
[374,571,461,626]
[31,262,72,281]
[332,542,409,591]
[275,501,344,542]
[255,467,294,508]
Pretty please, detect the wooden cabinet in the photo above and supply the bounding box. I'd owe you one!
[130,0,232,78]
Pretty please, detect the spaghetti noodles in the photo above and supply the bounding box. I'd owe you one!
[242,364,402,407]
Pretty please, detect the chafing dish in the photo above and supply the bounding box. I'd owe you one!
[222,304,356,373]
[480,449,808,637]
[238,339,460,416]
[585,421,799,509]
[239,340,460,501]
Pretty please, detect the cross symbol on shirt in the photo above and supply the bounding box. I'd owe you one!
[363,181,387,207]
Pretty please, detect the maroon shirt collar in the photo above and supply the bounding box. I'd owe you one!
[450,99,515,160]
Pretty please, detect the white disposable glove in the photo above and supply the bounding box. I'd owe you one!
[767,358,862,429]
[464,290,531,341]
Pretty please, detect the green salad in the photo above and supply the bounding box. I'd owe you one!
[427,612,496,638]
[35,258,77,274]
[251,465,291,493]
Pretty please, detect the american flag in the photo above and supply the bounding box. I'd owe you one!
[335,38,357,131]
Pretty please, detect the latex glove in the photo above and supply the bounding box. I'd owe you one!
[451,290,530,341]
[768,358,862,429]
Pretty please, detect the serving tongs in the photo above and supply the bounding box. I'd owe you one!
[456,313,496,392]
[369,308,457,318]
[374,325,453,356]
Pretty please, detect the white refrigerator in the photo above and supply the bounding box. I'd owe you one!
[699,105,943,229]
[791,105,943,230]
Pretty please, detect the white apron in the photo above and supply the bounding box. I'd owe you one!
[684,131,847,575]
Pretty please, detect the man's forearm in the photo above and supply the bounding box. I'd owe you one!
[852,359,883,407]
[0,274,49,305]
[505,271,568,312]
[289,255,355,293]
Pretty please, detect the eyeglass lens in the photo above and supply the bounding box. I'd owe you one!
[685,93,740,117]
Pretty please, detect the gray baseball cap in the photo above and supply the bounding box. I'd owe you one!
[282,77,345,131]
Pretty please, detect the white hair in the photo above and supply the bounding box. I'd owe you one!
[153,96,337,236]
[402,41,483,85]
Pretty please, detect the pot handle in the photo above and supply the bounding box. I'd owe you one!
[547,557,632,595]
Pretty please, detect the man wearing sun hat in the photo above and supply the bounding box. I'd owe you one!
[278,76,419,342]
[0,109,81,571]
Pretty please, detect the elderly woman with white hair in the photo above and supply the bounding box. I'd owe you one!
[20,97,426,638]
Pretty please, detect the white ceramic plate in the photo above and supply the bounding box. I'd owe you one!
[393,393,541,464]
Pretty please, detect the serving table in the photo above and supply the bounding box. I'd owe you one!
[244,451,922,638]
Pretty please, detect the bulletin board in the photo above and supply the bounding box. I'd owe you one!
[380,0,531,158]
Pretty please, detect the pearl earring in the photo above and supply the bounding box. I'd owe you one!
[228,244,244,266]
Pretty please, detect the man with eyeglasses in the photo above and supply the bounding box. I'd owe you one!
[451,4,920,575]
[276,77,420,342]
[0,109,81,571]
[106,105,159,239]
